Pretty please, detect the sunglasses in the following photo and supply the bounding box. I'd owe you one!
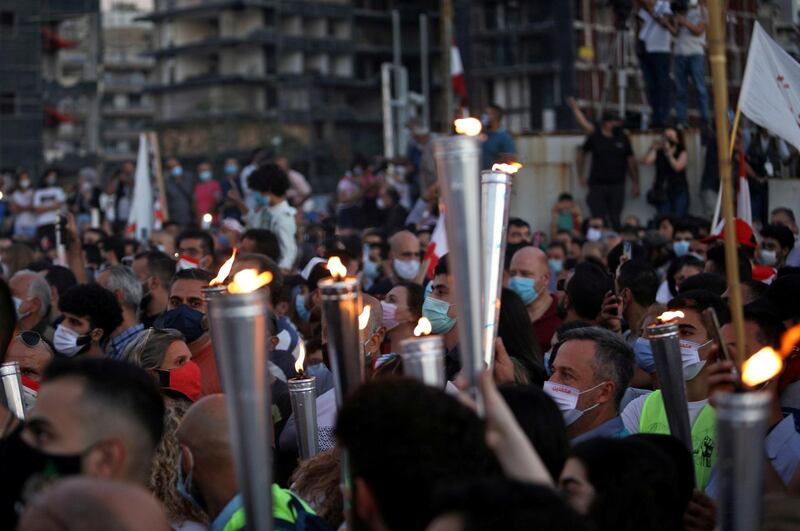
[18,330,42,347]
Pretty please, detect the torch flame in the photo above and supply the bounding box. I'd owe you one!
[492,162,523,175]
[741,346,784,387]
[358,306,371,330]
[326,256,347,280]
[780,324,800,358]
[294,341,306,373]
[414,317,432,337]
[210,249,237,286]
[657,310,685,323]
[227,268,273,294]
[202,213,213,224]
[454,117,482,137]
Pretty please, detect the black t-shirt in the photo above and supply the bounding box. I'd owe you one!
[655,146,688,190]
[583,130,633,185]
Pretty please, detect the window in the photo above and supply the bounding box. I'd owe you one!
[0,92,17,115]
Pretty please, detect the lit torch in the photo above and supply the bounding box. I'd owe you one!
[399,317,446,388]
[202,249,237,300]
[207,260,275,531]
[201,212,213,230]
[288,341,319,459]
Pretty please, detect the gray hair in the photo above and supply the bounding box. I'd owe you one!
[122,328,185,370]
[555,326,634,408]
[13,270,51,319]
[103,265,143,311]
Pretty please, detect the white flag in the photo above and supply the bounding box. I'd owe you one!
[127,133,154,240]
[738,23,800,150]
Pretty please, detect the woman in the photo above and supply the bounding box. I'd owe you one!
[655,254,704,304]
[32,169,66,252]
[381,281,424,352]
[644,128,689,217]
[497,288,546,386]
[122,327,192,369]
[10,171,37,240]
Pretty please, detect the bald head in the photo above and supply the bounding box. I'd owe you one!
[176,394,232,463]
[389,231,420,261]
[509,246,549,278]
[18,477,170,531]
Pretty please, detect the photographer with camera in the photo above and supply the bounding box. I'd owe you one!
[671,0,709,127]
[638,0,677,128]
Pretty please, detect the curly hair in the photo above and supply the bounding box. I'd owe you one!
[290,448,344,529]
[246,163,290,197]
[149,398,207,526]
[58,283,123,343]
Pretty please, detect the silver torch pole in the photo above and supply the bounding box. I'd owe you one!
[207,270,274,531]
[644,314,694,456]
[0,362,26,420]
[399,320,445,389]
[288,343,319,459]
[432,118,485,408]
[716,391,771,531]
[480,163,518,367]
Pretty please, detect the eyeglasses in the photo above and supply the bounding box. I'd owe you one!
[18,330,42,347]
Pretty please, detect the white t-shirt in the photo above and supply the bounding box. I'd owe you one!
[33,187,66,226]
[622,392,709,433]
[639,2,673,53]
[11,189,37,234]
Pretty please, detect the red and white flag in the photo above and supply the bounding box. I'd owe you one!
[451,44,468,109]
[738,22,800,150]
[424,214,448,279]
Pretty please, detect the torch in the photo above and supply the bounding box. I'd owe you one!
[201,213,213,230]
[481,161,521,367]
[318,256,364,407]
[207,267,274,531]
[202,250,236,301]
[399,317,446,388]
[288,341,319,460]
[644,311,693,455]
[433,117,485,407]
[0,362,26,420]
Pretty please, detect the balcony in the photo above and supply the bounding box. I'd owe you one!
[145,72,277,93]
[140,0,277,22]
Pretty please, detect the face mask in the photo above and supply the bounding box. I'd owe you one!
[176,255,201,271]
[295,293,311,323]
[586,227,602,242]
[557,212,574,232]
[673,240,691,257]
[759,249,778,266]
[13,297,31,321]
[394,258,420,281]
[363,259,380,280]
[224,164,238,175]
[422,296,455,334]
[376,197,387,210]
[171,166,183,177]
[199,170,212,182]
[255,194,270,207]
[680,339,712,381]
[53,324,92,357]
[19,179,30,189]
[633,337,656,374]
[176,453,208,513]
[156,305,206,344]
[548,258,564,274]
[509,276,538,305]
[480,113,490,127]
[543,380,604,426]
[381,301,399,330]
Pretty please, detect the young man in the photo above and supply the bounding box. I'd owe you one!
[244,163,298,271]
[758,224,795,269]
[54,283,123,358]
[422,256,461,380]
[175,228,215,271]
[132,250,176,328]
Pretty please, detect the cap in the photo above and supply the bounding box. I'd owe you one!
[702,218,756,248]
[158,361,201,402]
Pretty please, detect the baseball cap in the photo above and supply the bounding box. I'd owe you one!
[702,218,757,249]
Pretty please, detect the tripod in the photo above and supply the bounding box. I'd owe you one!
[598,18,645,123]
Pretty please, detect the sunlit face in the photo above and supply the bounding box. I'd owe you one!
[61,311,93,336]
[168,279,208,314]
[161,340,192,370]
[559,457,595,515]
[675,309,713,360]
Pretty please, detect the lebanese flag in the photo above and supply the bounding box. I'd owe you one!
[736,150,753,226]
[451,44,468,108]
[424,215,449,279]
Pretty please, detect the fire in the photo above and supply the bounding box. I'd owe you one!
[227,268,273,294]
[780,324,800,358]
[326,256,347,280]
[210,249,237,286]
[295,341,306,374]
[202,213,213,224]
[492,162,523,175]
[454,117,482,137]
[358,306,371,330]
[414,317,432,337]
[657,310,685,323]
[741,346,784,387]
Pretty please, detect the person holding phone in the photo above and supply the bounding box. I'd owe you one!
[643,127,689,217]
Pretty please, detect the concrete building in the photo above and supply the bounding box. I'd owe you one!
[101,2,155,165]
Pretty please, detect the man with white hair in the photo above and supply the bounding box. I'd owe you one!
[97,265,144,360]
[9,270,53,341]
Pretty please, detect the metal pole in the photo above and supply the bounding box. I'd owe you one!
[440,0,454,131]
[706,0,746,366]
[420,13,431,131]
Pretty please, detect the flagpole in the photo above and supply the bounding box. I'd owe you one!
[728,107,741,158]
[706,0,746,366]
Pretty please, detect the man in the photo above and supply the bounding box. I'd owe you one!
[422,256,461,380]
[672,223,695,258]
[132,250,176,328]
[672,0,709,126]
[622,289,726,490]
[615,260,659,344]
[165,157,195,225]
[10,270,52,340]
[157,268,220,396]
[507,217,531,246]
[176,228,215,271]
[96,266,144,360]
[481,103,516,170]
[747,127,791,225]
[577,113,640,230]
[54,283,123,358]
[378,185,408,237]
[0,358,164,526]
[638,0,675,127]
[244,163,298,271]
[239,228,281,264]
[193,160,222,225]
[771,207,800,267]
[719,302,784,367]
[368,230,421,295]
[546,327,634,443]
[546,242,568,292]
[508,247,561,355]
[336,378,500,531]
[559,261,614,325]
[758,224,795,269]
[17,477,171,531]
[176,395,323,530]
[276,155,312,207]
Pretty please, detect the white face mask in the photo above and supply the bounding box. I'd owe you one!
[13,297,31,321]
[759,249,777,266]
[680,339,712,381]
[53,324,90,357]
[543,380,605,426]
[393,258,420,281]
[586,227,603,242]
[381,301,399,330]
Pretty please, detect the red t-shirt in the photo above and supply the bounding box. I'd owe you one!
[194,180,221,224]
[532,296,562,356]
[192,340,223,396]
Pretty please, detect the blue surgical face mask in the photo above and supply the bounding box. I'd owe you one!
[171,166,183,177]
[633,336,656,374]
[481,113,490,127]
[422,296,456,334]
[224,163,238,175]
[672,240,691,257]
[255,194,270,207]
[509,276,538,305]
[295,293,311,323]
[199,170,212,182]
[548,258,564,274]
[363,258,380,280]
[176,453,207,513]
[155,305,205,344]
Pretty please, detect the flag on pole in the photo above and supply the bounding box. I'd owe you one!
[424,214,448,279]
[127,133,154,240]
[736,150,752,226]
[451,44,468,109]
[738,22,800,150]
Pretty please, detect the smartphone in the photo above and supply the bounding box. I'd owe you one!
[623,241,632,261]
[703,307,732,364]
